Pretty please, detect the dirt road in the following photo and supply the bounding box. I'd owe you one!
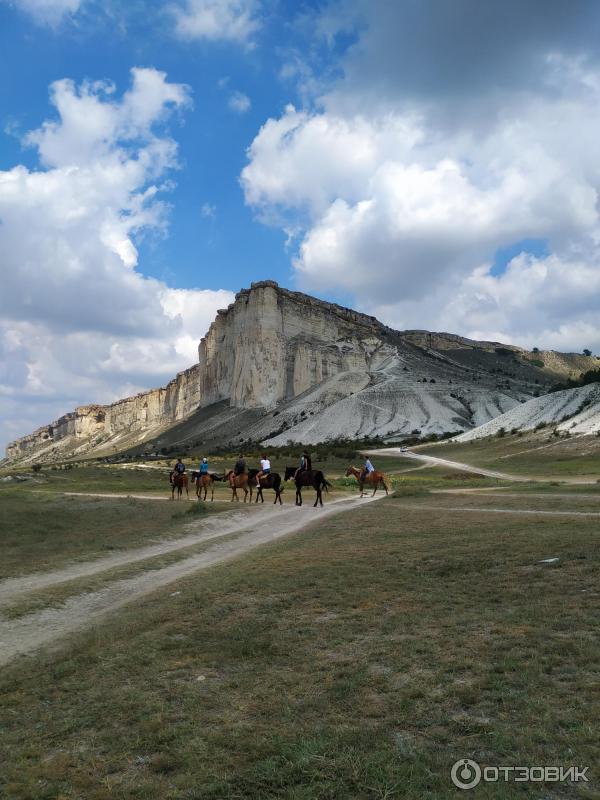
[373,447,599,484]
[0,493,382,666]
[372,448,529,480]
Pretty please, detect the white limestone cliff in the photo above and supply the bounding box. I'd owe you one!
[4,280,593,463]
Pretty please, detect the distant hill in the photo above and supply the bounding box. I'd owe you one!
[455,384,600,441]
[4,281,595,464]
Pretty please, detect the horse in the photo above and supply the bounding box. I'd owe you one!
[250,468,284,505]
[224,470,254,503]
[170,470,189,500]
[345,465,391,497]
[284,466,332,507]
[191,471,224,502]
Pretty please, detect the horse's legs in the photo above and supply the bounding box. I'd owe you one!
[210,484,214,502]
[372,482,377,497]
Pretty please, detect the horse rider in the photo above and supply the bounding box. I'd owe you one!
[294,450,311,480]
[255,453,271,486]
[229,453,246,489]
[198,456,209,478]
[171,457,186,482]
[360,455,375,484]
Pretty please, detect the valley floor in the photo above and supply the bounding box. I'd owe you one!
[0,443,598,798]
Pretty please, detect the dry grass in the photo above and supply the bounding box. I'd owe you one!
[1,485,598,798]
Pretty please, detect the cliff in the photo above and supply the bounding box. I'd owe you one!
[197,280,391,409]
[4,280,593,462]
[5,363,202,462]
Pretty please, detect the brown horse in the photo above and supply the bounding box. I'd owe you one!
[194,472,216,501]
[345,465,390,497]
[225,470,254,503]
[170,471,189,500]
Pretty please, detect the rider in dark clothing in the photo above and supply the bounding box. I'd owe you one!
[294,450,312,480]
[171,457,186,483]
[234,454,246,475]
[230,454,246,489]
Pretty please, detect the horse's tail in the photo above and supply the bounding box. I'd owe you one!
[381,473,391,492]
[322,479,332,493]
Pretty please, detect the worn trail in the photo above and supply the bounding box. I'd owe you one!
[373,448,599,484]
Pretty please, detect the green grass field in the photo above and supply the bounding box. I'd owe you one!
[0,446,598,798]
[420,429,600,478]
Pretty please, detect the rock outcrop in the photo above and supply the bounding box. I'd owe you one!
[4,280,592,463]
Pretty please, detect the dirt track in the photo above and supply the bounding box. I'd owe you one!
[373,448,599,484]
[0,493,382,666]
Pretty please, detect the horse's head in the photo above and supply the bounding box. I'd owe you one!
[345,466,355,477]
[284,466,295,481]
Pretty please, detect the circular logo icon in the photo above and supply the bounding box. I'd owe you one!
[451,759,482,790]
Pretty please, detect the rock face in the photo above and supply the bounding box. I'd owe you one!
[4,280,591,463]
[198,281,393,409]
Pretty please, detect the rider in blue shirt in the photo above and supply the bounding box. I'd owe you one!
[199,457,209,475]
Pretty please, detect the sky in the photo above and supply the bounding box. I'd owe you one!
[2,0,600,452]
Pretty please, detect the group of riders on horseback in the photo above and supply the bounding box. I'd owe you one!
[169,451,389,506]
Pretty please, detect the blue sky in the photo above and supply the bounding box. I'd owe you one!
[1,1,306,292]
[2,0,600,451]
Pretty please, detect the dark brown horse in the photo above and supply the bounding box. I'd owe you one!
[170,471,189,500]
[249,468,283,505]
[284,467,332,507]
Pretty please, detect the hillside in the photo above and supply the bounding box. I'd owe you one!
[454,384,600,441]
[4,281,594,464]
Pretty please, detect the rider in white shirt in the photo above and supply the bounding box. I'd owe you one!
[256,454,271,486]
[361,457,375,483]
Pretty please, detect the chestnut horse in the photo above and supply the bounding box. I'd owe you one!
[224,471,254,503]
[345,465,390,497]
[170,471,189,500]
[191,471,223,502]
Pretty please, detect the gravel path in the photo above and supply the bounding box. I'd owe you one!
[0,494,381,665]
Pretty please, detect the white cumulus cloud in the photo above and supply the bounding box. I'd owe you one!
[0,69,235,453]
[241,1,600,354]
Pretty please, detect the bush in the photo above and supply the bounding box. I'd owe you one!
[496,427,506,438]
